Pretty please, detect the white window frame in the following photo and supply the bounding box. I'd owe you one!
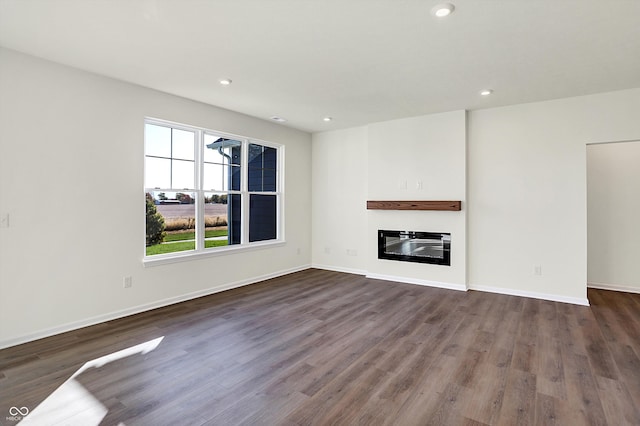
[143,118,285,267]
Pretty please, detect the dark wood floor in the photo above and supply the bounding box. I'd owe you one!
[1,269,639,425]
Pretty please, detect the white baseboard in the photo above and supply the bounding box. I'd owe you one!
[468,283,590,306]
[0,264,311,350]
[587,282,640,294]
[4,265,599,349]
[314,265,588,306]
[311,263,367,276]
[366,272,467,292]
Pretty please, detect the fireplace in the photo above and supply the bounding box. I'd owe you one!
[378,230,451,265]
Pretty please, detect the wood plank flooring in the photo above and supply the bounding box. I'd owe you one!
[1,269,639,425]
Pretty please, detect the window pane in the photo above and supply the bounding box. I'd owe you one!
[249,194,277,242]
[172,159,195,189]
[145,157,171,188]
[172,129,195,160]
[228,143,241,166]
[248,144,276,168]
[204,192,240,249]
[262,146,277,169]
[229,165,241,191]
[204,163,240,191]
[248,144,277,192]
[248,168,276,192]
[262,168,276,191]
[248,169,262,191]
[146,191,196,256]
[203,162,224,191]
[145,124,171,157]
[204,136,241,165]
[229,194,242,244]
[203,135,225,163]
[248,143,263,166]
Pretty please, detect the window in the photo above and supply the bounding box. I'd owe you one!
[144,119,282,261]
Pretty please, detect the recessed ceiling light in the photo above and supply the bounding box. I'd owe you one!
[219,79,232,86]
[323,117,333,122]
[480,89,493,96]
[431,3,455,18]
[270,116,287,122]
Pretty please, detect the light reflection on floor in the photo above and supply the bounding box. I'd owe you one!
[20,337,164,425]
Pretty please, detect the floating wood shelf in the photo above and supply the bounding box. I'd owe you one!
[366,200,462,211]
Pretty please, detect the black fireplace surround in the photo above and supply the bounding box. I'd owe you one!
[378,230,451,266]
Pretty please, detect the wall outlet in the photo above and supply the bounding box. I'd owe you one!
[534,265,542,276]
[324,247,331,255]
[0,213,9,228]
[296,248,301,255]
[416,180,423,190]
[398,180,407,190]
[123,276,133,288]
[347,249,358,256]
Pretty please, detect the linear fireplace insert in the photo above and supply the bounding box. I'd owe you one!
[378,230,451,265]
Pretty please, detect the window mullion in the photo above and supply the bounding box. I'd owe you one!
[277,146,284,241]
[241,140,249,245]
[195,130,205,251]
[169,129,173,188]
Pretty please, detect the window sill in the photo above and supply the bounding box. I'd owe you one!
[143,239,286,267]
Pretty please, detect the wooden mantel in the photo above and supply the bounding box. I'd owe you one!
[366,200,462,211]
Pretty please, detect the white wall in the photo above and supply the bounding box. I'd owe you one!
[587,141,640,293]
[312,126,368,274]
[0,48,312,348]
[468,89,640,304]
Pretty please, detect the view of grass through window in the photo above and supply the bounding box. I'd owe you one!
[145,191,231,256]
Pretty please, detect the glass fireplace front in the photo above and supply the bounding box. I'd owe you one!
[378,230,451,266]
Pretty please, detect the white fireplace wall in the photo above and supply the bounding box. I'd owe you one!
[311,111,466,288]
[366,111,467,288]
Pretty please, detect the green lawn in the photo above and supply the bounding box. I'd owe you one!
[205,239,230,248]
[164,229,228,242]
[146,229,229,256]
[146,241,196,255]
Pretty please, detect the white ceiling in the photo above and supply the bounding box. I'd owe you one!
[1,0,639,133]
